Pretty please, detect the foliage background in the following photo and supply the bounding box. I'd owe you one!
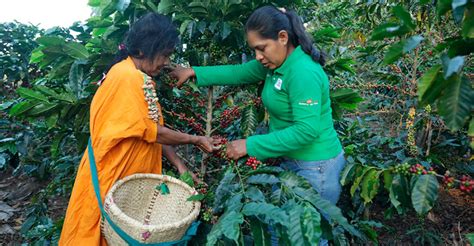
[0,0,472,245]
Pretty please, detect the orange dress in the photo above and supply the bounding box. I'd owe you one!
[59,57,163,245]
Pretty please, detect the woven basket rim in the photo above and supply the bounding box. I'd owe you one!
[104,173,201,232]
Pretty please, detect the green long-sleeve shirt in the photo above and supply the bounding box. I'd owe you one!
[193,46,342,161]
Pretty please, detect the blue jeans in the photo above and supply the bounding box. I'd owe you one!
[281,151,346,205]
[271,151,346,246]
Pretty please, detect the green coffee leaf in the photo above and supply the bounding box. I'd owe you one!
[411,175,439,215]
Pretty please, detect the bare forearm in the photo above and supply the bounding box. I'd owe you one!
[162,145,190,174]
[163,145,184,167]
[156,125,197,145]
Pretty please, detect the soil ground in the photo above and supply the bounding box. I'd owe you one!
[0,167,472,245]
[371,188,473,245]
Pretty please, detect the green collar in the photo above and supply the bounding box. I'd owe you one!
[274,45,304,75]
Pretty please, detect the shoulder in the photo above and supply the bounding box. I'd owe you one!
[286,55,328,87]
[107,58,144,85]
[94,58,146,103]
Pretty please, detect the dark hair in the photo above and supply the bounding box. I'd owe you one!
[107,12,179,72]
[245,6,326,66]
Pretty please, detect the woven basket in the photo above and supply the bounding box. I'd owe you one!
[101,173,201,245]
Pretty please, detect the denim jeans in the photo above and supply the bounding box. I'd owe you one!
[271,151,346,246]
[281,151,346,205]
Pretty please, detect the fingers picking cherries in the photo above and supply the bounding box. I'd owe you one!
[212,136,229,159]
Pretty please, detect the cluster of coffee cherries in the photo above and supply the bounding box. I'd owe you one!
[394,163,435,175]
[184,91,205,107]
[220,106,240,128]
[194,172,208,194]
[2,83,18,96]
[442,173,473,193]
[389,64,403,74]
[212,136,228,159]
[443,174,456,188]
[369,83,399,92]
[201,207,219,224]
[409,163,435,175]
[252,97,262,107]
[214,94,229,109]
[170,112,204,134]
[394,164,472,193]
[393,163,411,175]
[211,136,263,170]
[195,181,208,195]
[245,157,262,170]
[459,175,473,193]
[202,208,212,222]
[332,82,399,93]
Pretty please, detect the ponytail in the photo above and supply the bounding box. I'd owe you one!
[284,10,326,66]
[245,6,326,66]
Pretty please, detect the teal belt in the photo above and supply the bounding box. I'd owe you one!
[88,138,200,245]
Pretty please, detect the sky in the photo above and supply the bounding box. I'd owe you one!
[0,0,92,29]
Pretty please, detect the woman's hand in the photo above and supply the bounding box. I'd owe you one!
[226,139,247,160]
[169,65,195,87]
[193,136,215,153]
[162,145,202,184]
[176,166,202,184]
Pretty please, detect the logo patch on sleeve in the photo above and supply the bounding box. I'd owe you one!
[298,99,319,106]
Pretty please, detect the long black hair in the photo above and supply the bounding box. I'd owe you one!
[106,12,179,72]
[245,6,326,66]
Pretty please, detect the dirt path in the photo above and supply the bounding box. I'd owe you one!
[0,168,43,244]
[372,188,473,245]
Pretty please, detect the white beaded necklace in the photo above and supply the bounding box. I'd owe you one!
[142,73,161,123]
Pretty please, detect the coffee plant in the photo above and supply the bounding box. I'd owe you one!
[1,0,472,245]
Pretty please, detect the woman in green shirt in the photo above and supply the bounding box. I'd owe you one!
[172,6,345,244]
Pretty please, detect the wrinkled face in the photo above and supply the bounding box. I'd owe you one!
[246,30,289,70]
[139,54,171,76]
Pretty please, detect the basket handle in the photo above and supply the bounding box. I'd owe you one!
[88,138,200,245]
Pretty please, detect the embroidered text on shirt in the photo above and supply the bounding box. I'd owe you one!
[298,99,319,106]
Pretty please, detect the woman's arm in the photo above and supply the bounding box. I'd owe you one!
[170,60,267,87]
[162,145,200,183]
[162,145,187,173]
[156,125,213,152]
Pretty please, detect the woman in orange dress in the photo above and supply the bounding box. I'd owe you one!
[59,13,214,245]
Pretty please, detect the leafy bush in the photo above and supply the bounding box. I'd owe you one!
[1,0,472,245]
